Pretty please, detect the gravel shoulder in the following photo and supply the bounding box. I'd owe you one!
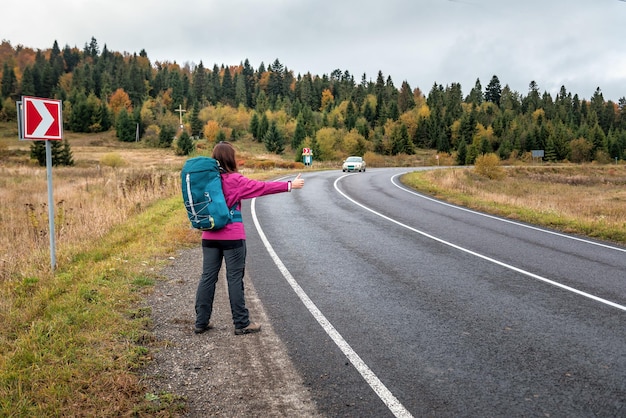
[141,247,322,417]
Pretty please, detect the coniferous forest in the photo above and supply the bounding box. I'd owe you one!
[1,37,625,164]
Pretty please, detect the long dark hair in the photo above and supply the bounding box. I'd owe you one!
[212,141,238,173]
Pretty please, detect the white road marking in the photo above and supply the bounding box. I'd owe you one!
[335,174,626,312]
[390,172,626,253]
[251,198,414,418]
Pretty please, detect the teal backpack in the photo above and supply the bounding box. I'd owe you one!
[181,156,242,230]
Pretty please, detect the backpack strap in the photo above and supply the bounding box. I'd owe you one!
[230,205,243,223]
[219,169,242,225]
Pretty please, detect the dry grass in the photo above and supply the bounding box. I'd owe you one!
[403,164,626,244]
[0,158,184,281]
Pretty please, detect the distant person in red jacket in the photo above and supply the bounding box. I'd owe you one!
[194,141,304,335]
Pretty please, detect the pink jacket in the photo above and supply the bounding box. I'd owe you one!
[201,172,291,240]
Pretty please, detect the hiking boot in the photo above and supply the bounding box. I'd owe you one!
[234,322,261,335]
[194,322,214,334]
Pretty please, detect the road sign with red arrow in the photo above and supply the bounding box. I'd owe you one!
[18,96,63,140]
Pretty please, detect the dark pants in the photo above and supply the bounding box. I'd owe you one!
[195,240,250,329]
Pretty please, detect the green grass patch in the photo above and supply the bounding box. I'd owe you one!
[0,196,197,416]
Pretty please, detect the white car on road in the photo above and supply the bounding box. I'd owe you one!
[342,156,366,172]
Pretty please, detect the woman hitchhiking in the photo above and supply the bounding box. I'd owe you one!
[194,141,305,335]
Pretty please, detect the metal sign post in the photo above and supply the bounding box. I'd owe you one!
[17,96,64,270]
[45,140,57,269]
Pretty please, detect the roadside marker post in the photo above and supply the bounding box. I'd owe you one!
[16,96,64,270]
[302,147,313,167]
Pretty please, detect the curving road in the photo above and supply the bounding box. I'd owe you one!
[243,167,626,417]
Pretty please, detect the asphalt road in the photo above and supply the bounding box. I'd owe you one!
[243,167,625,417]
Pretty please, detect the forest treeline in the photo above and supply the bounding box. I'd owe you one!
[1,37,625,164]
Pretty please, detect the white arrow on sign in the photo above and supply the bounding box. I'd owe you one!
[30,99,55,137]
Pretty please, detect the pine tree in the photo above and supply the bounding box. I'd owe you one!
[401,124,414,154]
[544,137,557,162]
[169,70,184,111]
[398,81,415,113]
[257,113,269,142]
[263,121,285,154]
[479,136,492,154]
[30,140,72,166]
[391,124,413,155]
[192,61,206,103]
[387,100,400,121]
[58,140,74,166]
[459,108,478,145]
[249,112,260,141]
[292,117,307,149]
[21,66,36,96]
[190,102,203,138]
[116,108,136,142]
[159,124,176,148]
[69,93,90,132]
[498,140,513,160]
[466,78,483,106]
[1,62,17,99]
[456,140,467,165]
[234,72,247,106]
[484,75,502,106]
[242,59,255,108]
[30,141,46,165]
[412,117,430,148]
[345,101,357,131]
[176,131,194,156]
[210,64,222,104]
[100,101,111,131]
[222,66,234,104]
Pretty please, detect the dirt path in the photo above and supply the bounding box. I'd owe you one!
[141,247,322,417]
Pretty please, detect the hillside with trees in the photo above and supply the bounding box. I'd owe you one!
[1,37,625,164]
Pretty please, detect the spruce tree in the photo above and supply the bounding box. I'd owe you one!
[192,61,206,103]
[59,140,74,166]
[1,62,17,99]
[216,130,227,143]
[30,141,47,166]
[479,136,492,154]
[544,137,557,162]
[176,131,194,156]
[222,66,235,104]
[292,117,307,150]
[257,113,269,142]
[100,101,111,131]
[249,112,260,141]
[391,124,413,155]
[30,140,72,166]
[263,121,284,154]
[190,102,203,138]
[159,124,176,148]
[398,80,415,113]
[456,140,467,165]
[21,66,36,96]
[69,93,90,132]
[485,75,502,106]
[234,72,247,106]
[116,108,136,142]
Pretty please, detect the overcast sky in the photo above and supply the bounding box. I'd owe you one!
[3,0,626,102]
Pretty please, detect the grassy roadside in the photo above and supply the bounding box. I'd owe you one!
[0,162,301,416]
[0,196,196,416]
[402,165,626,245]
